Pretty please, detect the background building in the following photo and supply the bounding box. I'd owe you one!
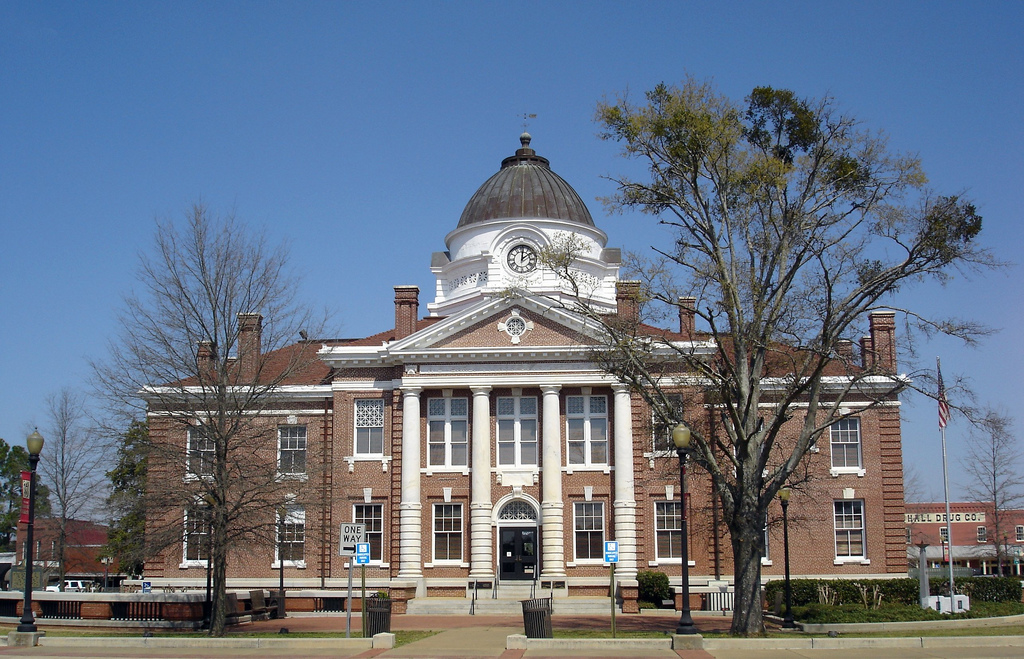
[906,502,1024,576]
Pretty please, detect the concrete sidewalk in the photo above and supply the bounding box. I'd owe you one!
[2,612,1023,658]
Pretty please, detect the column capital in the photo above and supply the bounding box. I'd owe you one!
[611,383,632,394]
[470,385,492,395]
[401,385,423,396]
[540,385,562,395]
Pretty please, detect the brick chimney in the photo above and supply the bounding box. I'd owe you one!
[678,297,696,338]
[616,281,642,326]
[836,339,854,363]
[394,286,420,340]
[868,312,897,373]
[860,335,874,370]
[237,313,263,378]
[197,340,217,377]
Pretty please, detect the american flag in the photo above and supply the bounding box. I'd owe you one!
[937,358,950,429]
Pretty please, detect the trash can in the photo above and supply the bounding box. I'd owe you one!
[521,598,553,638]
[270,589,286,619]
[365,594,392,636]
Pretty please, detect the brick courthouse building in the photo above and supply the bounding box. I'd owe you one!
[144,135,908,610]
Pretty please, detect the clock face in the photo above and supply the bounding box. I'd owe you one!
[506,244,538,274]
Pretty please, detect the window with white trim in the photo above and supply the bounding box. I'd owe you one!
[277,506,305,565]
[830,418,862,470]
[654,501,682,560]
[355,504,383,561]
[428,397,468,467]
[761,514,770,560]
[652,394,684,452]
[939,526,949,543]
[433,503,463,562]
[183,504,210,563]
[355,399,385,456]
[1016,525,1024,543]
[834,500,865,559]
[497,396,538,466]
[977,526,987,543]
[187,428,215,478]
[566,395,608,466]
[573,502,605,561]
[278,426,307,475]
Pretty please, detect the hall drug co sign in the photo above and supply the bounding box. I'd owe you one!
[904,511,986,524]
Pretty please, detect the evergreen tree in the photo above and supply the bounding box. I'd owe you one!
[104,420,148,577]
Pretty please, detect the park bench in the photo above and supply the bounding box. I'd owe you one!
[247,589,271,621]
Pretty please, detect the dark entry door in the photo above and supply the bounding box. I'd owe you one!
[499,527,538,580]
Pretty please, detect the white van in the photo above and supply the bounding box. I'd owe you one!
[45,580,87,592]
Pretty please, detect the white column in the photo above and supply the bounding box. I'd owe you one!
[470,386,493,579]
[612,384,638,578]
[540,385,565,577]
[399,386,423,579]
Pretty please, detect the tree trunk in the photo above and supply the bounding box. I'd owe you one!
[729,510,765,635]
[208,511,229,636]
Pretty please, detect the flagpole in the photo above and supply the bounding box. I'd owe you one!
[941,422,955,597]
[938,357,955,599]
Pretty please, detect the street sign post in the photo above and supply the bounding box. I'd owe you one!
[355,543,371,637]
[340,524,366,637]
[604,541,619,637]
[339,523,366,556]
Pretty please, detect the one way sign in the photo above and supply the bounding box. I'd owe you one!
[339,523,366,556]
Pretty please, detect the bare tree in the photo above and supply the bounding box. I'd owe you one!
[94,203,327,635]
[41,388,107,588]
[561,78,1000,634]
[961,408,1022,576]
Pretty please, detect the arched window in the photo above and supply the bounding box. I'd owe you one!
[498,500,537,523]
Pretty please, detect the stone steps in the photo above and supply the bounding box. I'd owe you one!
[405,596,614,616]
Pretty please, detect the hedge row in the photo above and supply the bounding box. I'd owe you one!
[764,577,1022,608]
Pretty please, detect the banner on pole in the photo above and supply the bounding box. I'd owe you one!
[19,471,30,524]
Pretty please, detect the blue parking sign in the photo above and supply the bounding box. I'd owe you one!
[604,541,619,563]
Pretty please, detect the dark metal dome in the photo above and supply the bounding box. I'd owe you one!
[457,133,594,228]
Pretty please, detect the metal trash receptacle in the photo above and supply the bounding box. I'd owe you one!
[270,589,286,619]
[521,598,553,638]
[365,595,392,636]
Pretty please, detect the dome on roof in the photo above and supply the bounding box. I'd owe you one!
[457,133,594,228]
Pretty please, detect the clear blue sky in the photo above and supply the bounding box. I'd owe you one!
[2,1,1020,500]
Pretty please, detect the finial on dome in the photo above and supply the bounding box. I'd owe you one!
[520,132,532,148]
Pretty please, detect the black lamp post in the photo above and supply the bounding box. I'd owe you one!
[277,508,286,619]
[203,506,212,630]
[18,430,44,633]
[672,423,698,635]
[779,487,795,629]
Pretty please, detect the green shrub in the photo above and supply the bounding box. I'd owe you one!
[795,603,946,624]
[793,599,1024,624]
[637,570,670,604]
[930,576,1022,602]
[765,577,935,609]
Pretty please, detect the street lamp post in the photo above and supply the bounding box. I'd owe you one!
[779,487,795,629]
[672,424,698,635]
[101,557,112,592]
[18,430,44,633]
[204,529,212,630]
[277,509,286,619]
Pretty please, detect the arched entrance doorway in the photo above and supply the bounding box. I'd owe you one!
[496,500,539,581]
